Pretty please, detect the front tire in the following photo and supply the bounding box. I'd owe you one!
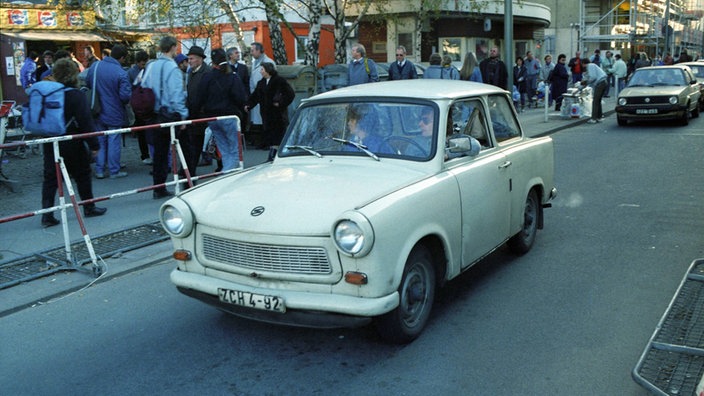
[508,190,539,255]
[680,105,690,126]
[376,245,436,344]
[617,116,627,126]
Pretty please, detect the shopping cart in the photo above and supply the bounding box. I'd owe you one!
[560,85,593,119]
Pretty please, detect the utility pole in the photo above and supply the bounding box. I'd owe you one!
[664,0,671,57]
[505,0,513,90]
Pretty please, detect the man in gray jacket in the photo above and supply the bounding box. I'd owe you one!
[141,35,188,199]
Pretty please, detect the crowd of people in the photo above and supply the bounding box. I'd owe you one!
[18,37,704,227]
[23,35,295,228]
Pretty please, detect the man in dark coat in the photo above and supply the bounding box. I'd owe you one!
[388,46,418,80]
[245,62,296,161]
[551,54,570,112]
[183,45,211,177]
[479,46,508,90]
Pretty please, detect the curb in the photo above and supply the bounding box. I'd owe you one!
[0,240,172,318]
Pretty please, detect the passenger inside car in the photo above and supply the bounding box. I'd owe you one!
[343,105,393,154]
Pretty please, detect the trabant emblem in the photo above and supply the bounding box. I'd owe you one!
[645,98,650,103]
[250,206,265,216]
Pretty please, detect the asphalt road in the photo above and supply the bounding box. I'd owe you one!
[2,115,703,395]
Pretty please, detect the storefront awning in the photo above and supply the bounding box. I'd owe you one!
[1,30,109,42]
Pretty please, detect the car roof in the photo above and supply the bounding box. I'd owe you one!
[635,65,691,72]
[309,80,506,102]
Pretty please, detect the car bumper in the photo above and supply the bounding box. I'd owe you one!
[615,104,687,120]
[171,269,400,328]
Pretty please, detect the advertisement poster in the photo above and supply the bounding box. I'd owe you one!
[5,56,15,76]
[12,42,24,87]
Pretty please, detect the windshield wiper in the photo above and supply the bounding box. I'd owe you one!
[628,83,653,88]
[285,145,323,158]
[330,137,379,161]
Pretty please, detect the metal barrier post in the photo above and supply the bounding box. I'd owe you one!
[52,141,101,275]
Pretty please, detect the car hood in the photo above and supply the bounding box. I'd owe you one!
[180,161,427,234]
[621,86,687,96]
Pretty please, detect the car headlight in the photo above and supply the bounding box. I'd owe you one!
[669,96,678,105]
[618,98,627,106]
[332,212,374,257]
[159,199,194,238]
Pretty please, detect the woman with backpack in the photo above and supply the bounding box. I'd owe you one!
[39,58,107,227]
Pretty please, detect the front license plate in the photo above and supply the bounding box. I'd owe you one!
[636,109,658,114]
[218,288,286,313]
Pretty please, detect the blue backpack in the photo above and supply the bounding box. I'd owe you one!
[22,81,73,136]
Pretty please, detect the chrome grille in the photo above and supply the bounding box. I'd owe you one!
[201,234,332,274]
[627,96,670,105]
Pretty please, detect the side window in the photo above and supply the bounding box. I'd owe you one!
[449,99,492,148]
[488,94,522,142]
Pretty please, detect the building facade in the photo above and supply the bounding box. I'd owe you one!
[0,1,110,101]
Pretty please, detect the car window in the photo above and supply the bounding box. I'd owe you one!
[449,99,492,149]
[689,65,704,79]
[280,101,437,160]
[487,94,521,143]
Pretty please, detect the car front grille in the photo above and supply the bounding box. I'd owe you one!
[626,96,671,105]
[201,234,332,275]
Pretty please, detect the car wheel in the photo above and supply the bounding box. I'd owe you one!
[692,103,700,118]
[376,245,436,344]
[617,116,627,126]
[680,106,690,126]
[508,189,539,255]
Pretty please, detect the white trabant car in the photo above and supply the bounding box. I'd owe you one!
[161,80,557,343]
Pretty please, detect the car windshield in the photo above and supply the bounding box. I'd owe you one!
[280,101,437,160]
[628,69,685,87]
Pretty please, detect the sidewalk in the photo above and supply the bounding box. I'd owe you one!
[0,96,617,317]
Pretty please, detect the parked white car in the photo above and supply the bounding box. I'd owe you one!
[161,80,557,343]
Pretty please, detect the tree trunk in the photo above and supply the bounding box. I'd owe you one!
[263,0,288,65]
[215,0,249,64]
[305,0,323,66]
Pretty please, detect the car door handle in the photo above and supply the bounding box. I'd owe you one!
[499,161,512,169]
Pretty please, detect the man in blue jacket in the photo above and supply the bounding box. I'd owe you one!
[86,44,132,179]
[348,43,378,86]
[141,35,188,199]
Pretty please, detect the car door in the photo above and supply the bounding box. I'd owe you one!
[445,98,511,268]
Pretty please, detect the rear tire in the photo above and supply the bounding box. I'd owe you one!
[508,190,539,255]
[376,245,436,344]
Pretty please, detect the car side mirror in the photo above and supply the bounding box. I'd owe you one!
[447,135,481,157]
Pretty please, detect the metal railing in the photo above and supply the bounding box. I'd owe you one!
[0,115,243,278]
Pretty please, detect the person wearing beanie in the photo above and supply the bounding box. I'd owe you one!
[193,48,247,171]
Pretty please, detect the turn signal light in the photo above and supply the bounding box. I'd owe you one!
[344,271,368,285]
[173,249,192,261]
